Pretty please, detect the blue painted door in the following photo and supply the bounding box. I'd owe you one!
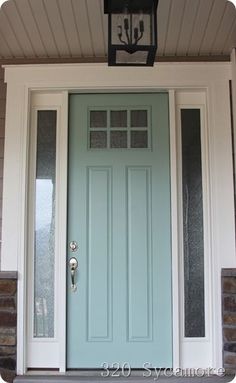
[67,93,172,368]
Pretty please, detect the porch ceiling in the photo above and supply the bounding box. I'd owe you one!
[0,0,236,62]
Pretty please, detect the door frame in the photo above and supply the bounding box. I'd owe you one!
[1,63,235,374]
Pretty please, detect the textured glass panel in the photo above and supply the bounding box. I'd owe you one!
[90,111,107,128]
[90,131,107,148]
[181,109,205,338]
[131,130,148,148]
[34,110,56,338]
[110,131,127,148]
[116,50,148,65]
[110,110,127,127]
[131,110,148,127]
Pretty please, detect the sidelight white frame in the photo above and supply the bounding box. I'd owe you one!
[176,93,212,368]
[27,94,67,368]
[1,63,235,374]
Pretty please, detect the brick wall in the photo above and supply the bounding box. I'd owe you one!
[0,272,17,383]
[222,269,236,373]
[0,69,15,382]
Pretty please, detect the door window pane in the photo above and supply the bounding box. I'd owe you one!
[131,110,148,127]
[181,109,205,338]
[34,110,57,338]
[90,111,107,128]
[110,110,127,127]
[131,130,148,148]
[90,131,107,148]
[110,131,127,148]
[89,107,150,149]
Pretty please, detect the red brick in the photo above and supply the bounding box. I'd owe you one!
[0,298,15,310]
[0,328,15,336]
[0,347,16,357]
[224,296,236,311]
[0,281,16,296]
[0,335,16,346]
[0,357,16,371]
[224,353,236,365]
[224,328,236,341]
[0,313,16,327]
[223,278,236,293]
[224,313,236,325]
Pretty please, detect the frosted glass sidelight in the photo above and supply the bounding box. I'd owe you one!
[181,109,205,338]
[34,110,57,338]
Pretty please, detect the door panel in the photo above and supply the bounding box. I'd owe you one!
[67,93,172,368]
[127,167,152,342]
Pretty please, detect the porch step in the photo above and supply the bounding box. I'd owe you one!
[14,374,234,383]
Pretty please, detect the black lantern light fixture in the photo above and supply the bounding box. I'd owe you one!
[104,0,159,66]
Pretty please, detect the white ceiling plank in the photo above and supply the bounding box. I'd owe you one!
[0,3,25,57]
[164,0,186,56]
[157,0,172,56]
[71,0,94,57]
[57,0,82,57]
[3,0,35,57]
[43,0,71,57]
[29,0,60,57]
[222,17,236,55]
[199,0,226,55]
[187,0,215,56]
[177,0,200,56]
[14,0,48,58]
[86,0,106,57]
[212,2,236,54]
[100,0,108,54]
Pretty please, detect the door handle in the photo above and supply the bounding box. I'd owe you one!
[69,257,78,292]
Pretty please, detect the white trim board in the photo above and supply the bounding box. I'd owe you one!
[1,62,235,373]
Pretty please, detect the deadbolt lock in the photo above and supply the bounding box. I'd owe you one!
[69,241,78,252]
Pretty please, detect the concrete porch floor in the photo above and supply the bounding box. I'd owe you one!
[13,372,236,383]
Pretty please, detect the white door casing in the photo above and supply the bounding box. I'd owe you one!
[1,63,235,373]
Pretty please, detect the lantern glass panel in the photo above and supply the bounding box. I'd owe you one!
[116,50,149,65]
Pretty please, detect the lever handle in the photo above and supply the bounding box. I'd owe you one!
[69,257,78,292]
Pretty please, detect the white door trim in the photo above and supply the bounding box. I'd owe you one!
[1,62,235,374]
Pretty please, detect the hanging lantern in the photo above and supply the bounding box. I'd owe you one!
[104,0,159,66]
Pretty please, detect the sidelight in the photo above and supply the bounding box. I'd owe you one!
[33,110,57,338]
[181,108,205,338]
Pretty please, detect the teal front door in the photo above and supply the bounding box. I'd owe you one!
[67,93,172,368]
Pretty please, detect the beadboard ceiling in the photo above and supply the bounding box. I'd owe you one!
[0,0,235,62]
